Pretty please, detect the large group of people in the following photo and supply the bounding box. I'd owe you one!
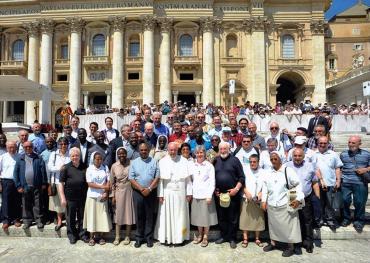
[0,105,369,257]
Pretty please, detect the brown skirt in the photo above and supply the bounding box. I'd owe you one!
[114,185,136,225]
[239,200,265,231]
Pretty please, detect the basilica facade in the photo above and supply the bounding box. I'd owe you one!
[0,0,330,125]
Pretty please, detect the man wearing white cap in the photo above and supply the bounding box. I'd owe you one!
[287,136,316,164]
[221,127,237,152]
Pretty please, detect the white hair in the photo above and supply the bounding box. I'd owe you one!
[152,111,162,118]
[144,122,154,130]
[219,141,230,149]
[69,147,81,156]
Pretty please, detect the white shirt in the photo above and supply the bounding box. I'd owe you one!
[235,147,258,166]
[261,165,304,207]
[259,150,286,170]
[103,128,117,144]
[80,142,88,163]
[242,166,266,199]
[86,165,110,198]
[86,134,96,144]
[191,160,215,199]
[315,150,343,187]
[71,128,79,139]
[48,150,70,184]
[0,153,18,179]
[287,147,317,165]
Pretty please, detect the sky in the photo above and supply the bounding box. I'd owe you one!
[325,0,370,20]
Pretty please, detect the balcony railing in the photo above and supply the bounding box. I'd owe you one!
[54,59,70,67]
[83,56,109,69]
[327,65,370,88]
[276,58,307,66]
[126,56,143,65]
[173,56,201,69]
[0,60,27,73]
[220,57,244,66]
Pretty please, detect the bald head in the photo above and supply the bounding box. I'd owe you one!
[348,135,361,152]
[168,142,179,158]
[292,148,305,165]
[6,141,17,155]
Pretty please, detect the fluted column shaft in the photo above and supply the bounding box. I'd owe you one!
[201,17,215,105]
[159,18,172,103]
[142,15,155,104]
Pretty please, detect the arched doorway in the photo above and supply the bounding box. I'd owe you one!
[276,72,306,104]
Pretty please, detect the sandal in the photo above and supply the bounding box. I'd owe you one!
[255,239,264,247]
[242,239,249,248]
[88,239,95,246]
[201,236,208,247]
[123,236,130,245]
[193,234,203,244]
[99,238,106,245]
[113,238,120,246]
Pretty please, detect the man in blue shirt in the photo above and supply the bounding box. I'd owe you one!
[340,135,370,233]
[129,142,159,248]
[152,112,169,137]
[29,122,46,155]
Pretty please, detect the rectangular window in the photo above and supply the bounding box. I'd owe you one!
[61,44,68,59]
[352,28,361,36]
[353,43,363,51]
[89,72,106,81]
[57,74,68,81]
[179,73,194,81]
[329,59,335,70]
[129,42,140,57]
[128,72,140,80]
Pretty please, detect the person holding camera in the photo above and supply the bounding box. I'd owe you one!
[340,135,370,233]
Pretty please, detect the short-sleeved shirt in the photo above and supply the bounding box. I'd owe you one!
[252,134,267,151]
[59,162,87,201]
[86,165,110,198]
[286,160,317,197]
[340,149,370,185]
[129,157,159,188]
[315,150,343,187]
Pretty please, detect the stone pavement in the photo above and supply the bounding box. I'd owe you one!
[0,237,369,263]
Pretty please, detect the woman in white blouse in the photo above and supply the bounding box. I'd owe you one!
[83,152,112,246]
[261,151,304,257]
[191,145,218,247]
[48,137,70,231]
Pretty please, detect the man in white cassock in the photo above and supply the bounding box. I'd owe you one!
[154,142,192,244]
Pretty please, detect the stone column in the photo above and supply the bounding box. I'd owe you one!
[24,21,39,124]
[172,91,179,103]
[141,15,156,105]
[195,91,202,104]
[82,91,89,109]
[269,84,280,107]
[66,17,85,112]
[2,102,8,122]
[105,90,112,107]
[310,20,327,104]
[39,19,54,124]
[201,17,215,105]
[158,17,173,103]
[214,19,222,105]
[109,16,126,109]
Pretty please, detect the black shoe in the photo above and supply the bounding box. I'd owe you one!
[328,224,337,232]
[263,244,276,252]
[147,240,154,248]
[81,236,90,243]
[37,222,44,229]
[341,220,351,227]
[306,247,313,253]
[294,246,302,255]
[54,224,63,231]
[69,238,77,244]
[23,223,31,230]
[282,248,294,257]
[229,240,237,249]
[354,224,364,233]
[215,238,226,244]
[134,240,142,248]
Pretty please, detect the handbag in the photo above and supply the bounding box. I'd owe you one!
[284,167,304,212]
[48,153,58,197]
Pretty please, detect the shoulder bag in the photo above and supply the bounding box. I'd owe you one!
[48,153,58,196]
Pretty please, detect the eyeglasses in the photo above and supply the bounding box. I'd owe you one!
[167,117,174,119]
[318,142,328,145]
[211,139,220,142]
[242,140,251,143]
[59,143,68,145]
[24,146,33,148]
[270,127,279,130]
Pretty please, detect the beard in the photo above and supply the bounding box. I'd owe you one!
[220,153,229,159]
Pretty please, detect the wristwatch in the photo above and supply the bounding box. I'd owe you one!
[148,186,152,192]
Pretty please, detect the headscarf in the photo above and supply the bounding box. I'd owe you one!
[155,135,168,151]
[89,151,104,168]
[115,146,129,165]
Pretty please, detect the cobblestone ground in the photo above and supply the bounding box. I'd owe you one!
[0,237,369,263]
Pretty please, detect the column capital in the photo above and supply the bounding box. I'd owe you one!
[23,21,39,37]
[109,16,126,32]
[303,85,315,98]
[66,17,85,33]
[200,17,215,33]
[269,84,280,96]
[172,90,179,95]
[195,91,202,95]
[213,18,223,34]
[82,91,90,95]
[141,15,156,32]
[38,19,55,34]
[158,17,173,33]
[105,90,112,95]
[310,20,327,35]
[243,16,272,33]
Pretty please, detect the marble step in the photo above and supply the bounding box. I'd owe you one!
[0,223,369,241]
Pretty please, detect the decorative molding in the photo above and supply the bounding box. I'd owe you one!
[200,17,215,33]
[23,21,39,37]
[310,20,327,35]
[213,18,224,34]
[243,16,272,33]
[66,17,85,33]
[109,16,126,32]
[157,17,173,33]
[38,19,55,34]
[141,15,156,31]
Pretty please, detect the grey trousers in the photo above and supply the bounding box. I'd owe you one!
[22,187,43,224]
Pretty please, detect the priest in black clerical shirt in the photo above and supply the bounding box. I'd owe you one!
[213,141,245,249]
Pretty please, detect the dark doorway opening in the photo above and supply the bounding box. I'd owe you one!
[178,94,196,106]
[93,95,107,105]
[276,77,296,104]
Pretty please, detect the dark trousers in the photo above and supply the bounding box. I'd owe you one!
[215,195,240,242]
[320,186,338,226]
[22,187,43,224]
[342,183,368,227]
[1,179,21,224]
[133,190,156,242]
[41,186,52,223]
[299,193,314,248]
[66,199,87,241]
[311,194,322,226]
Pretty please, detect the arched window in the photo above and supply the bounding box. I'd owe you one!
[129,34,140,57]
[60,42,68,59]
[12,39,24,61]
[92,34,105,56]
[179,34,193,56]
[282,35,295,59]
[226,34,238,57]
